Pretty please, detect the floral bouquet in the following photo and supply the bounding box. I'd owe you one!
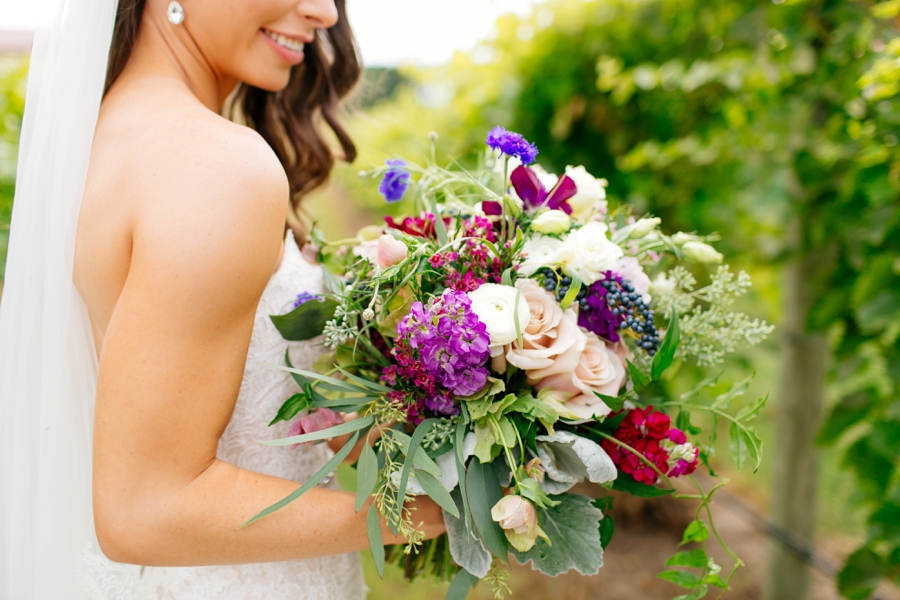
[245,128,773,599]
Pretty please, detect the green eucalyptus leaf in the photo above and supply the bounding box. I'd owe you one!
[258,415,373,446]
[366,503,385,578]
[355,440,378,512]
[445,568,476,600]
[414,468,459,517]
[242,430,359,528]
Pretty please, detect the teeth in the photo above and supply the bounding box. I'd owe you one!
[265,30,305,53]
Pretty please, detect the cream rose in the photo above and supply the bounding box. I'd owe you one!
[467,283,532,354]
[556,222,624,285]
[506,281,585,371]
[530,332,626,420]
[531,209,572,235]
[565,165,608,223]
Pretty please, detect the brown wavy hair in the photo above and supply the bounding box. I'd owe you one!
[105,0,360,218]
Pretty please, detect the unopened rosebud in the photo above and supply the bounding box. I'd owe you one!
[525,458,546,482]
[629,217,661,239]
[681,241,723,264]
[490,495,549,552]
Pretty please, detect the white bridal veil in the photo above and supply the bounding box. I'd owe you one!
[0,0,119,597]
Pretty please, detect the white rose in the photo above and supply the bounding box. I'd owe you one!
[531,210,572,235]
[565,165,608,223]
[682,241,723,264]
[468,283,532,355]
[519,235,563,276]
[556,222,624,285]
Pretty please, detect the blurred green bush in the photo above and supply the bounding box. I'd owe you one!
[0,56,27,287]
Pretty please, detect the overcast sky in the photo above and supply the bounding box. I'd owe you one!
[0,0,544,65]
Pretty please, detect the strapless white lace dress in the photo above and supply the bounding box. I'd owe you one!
[138,231,366,600]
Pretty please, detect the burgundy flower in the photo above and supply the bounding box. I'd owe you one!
[510,165,577,214]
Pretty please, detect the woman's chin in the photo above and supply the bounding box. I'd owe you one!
[242,72,292,93]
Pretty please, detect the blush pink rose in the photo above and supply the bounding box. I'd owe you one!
[505,279,584,371]
[530,332,626,420]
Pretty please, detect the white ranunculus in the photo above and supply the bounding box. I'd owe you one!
[467,283,532,354]
[565,165,608,223]
[556,222,624,285]
[531,209,572,235]
[682,241,723,264]
[518,235,563,276]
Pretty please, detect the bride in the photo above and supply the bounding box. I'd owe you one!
[0,0,445,598]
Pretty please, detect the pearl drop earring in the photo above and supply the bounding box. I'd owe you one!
[167,1,185,25]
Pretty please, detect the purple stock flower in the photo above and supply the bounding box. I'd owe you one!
[510,165,577,214]
[486,126,539,165]
[396,290,491,399]
[293,291,324,309]
[378,159,411,203]
[425,392,460,417]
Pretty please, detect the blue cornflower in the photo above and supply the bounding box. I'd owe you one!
[485,126,539,165]
[378,159,411,203]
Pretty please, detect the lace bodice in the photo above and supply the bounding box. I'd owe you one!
[136,231,366,599]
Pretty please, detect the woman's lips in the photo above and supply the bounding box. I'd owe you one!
[260,29,307,66]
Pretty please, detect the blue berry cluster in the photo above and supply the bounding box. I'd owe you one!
[597,279,660,356]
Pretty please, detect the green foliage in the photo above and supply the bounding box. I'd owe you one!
[330,0,899,592]
[0,56,28,285]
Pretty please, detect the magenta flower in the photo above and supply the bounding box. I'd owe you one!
[510,165,577,214]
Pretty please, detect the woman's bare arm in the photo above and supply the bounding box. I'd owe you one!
[91,126,444,567]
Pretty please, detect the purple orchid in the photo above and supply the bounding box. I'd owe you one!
[510,165,577,214]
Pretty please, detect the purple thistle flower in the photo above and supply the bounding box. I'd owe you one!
[378,159,411,203]
[486,126,539,165]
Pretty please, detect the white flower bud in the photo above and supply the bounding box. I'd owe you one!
[629,217,661,239]
[362,308,375,321]
[671,232,698,246]
[531,209,572,234]
[682,241,723,264]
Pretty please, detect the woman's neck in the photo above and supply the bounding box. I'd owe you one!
[120,12,239,112]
